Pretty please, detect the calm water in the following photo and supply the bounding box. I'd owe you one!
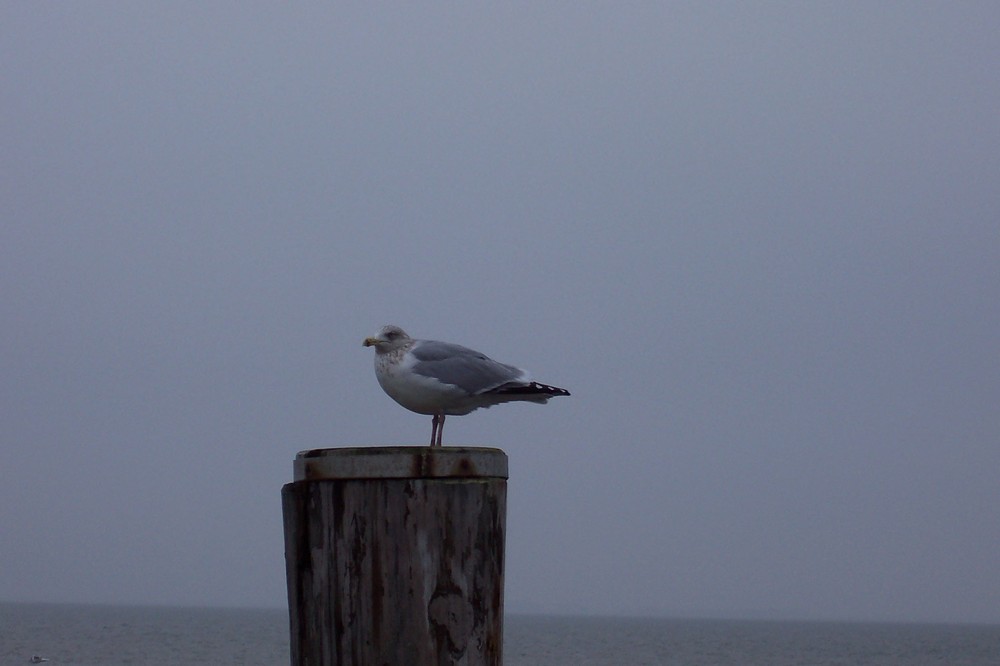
[1,603,998,665]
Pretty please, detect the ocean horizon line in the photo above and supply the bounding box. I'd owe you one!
[2,599,997,628]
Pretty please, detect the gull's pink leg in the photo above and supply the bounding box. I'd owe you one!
[436,414,446,447]
[430,415,440,447]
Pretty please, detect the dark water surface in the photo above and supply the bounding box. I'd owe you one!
[2,603,997,665]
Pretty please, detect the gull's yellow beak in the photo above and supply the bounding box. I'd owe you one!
[363,337,380,347]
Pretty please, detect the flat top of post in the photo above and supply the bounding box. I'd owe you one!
[292,446,508,481]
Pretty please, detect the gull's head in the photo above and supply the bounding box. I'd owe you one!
[363,324,411,351]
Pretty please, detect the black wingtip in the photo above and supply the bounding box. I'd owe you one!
[494,381,570,397]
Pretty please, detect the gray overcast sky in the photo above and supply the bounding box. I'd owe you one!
[3,3,999,624]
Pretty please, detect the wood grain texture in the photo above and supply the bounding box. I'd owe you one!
[283,448,506,666]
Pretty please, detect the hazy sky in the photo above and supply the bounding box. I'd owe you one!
[3,3,999,624]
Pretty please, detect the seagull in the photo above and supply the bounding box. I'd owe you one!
[363,325,569,446]
[29,657,49,664]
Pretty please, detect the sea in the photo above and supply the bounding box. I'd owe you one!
[2,603,998,665]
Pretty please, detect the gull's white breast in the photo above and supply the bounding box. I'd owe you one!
[374,348,478,416]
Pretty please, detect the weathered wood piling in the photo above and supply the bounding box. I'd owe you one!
[282,446,508,665]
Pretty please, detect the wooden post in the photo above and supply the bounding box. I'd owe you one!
[282,446,507,666]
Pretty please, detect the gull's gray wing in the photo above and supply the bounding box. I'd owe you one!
[409,340,527,395]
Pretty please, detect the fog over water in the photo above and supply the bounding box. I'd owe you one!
[3,3,999,624]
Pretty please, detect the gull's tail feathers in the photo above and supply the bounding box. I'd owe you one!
[488,381,570,401]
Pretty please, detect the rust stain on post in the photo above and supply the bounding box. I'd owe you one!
[283,447,507,666]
